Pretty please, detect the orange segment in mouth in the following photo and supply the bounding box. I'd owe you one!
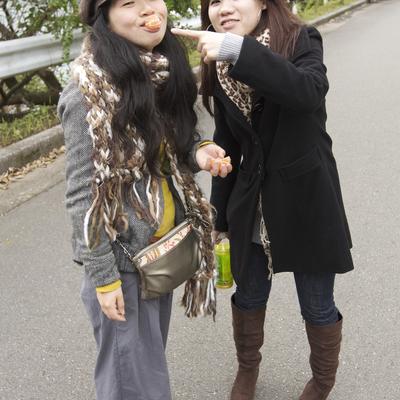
[144,16,162,32]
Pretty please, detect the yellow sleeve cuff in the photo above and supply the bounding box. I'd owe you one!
[197,140,215,149]
[96,279,122,293]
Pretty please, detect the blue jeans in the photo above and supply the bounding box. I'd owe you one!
[234,244,339,326]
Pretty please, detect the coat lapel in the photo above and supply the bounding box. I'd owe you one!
[252,90,264,108]
[214,83,256,138]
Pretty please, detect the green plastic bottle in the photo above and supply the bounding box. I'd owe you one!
[215,239,233,289]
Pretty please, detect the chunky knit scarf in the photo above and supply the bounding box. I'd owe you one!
[72,39,216,318]
[216,29,271,123]
[216,29,273,279]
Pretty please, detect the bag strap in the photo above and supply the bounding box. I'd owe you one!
[115,238,135,263]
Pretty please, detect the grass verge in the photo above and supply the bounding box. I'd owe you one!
[0,105,59,147]
[298,0,357,21]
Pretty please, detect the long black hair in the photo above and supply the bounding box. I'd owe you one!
[88,2,199,176]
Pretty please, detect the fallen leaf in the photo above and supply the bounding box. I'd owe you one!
[0,146,65,190]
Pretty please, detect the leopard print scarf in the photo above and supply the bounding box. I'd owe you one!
[217,29,273,279]
[72,38,216,318]
[216,29,271,123]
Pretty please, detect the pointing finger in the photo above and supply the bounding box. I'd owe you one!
[170,28,204,40]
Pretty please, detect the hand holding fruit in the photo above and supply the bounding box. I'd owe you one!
[196,143,233,178]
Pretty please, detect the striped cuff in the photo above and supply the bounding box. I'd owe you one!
[96,279,122,293]
[217,33,244,63]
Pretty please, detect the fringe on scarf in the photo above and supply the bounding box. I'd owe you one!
[73,39,217,318]
[259,195,273,280]
[72,48,163,248]
[165,143,217,319]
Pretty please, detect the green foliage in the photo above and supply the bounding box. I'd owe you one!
[188,48,201,68]
[0,0,84,59]
[23,75,48,93]
[0,106,58,147]
[165,0,200,17]
[175,34,201,67]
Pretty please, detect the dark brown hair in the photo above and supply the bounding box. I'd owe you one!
[200,0,304,114]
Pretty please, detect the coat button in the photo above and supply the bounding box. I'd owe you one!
[253,101,264,112]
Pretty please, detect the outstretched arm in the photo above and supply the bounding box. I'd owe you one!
[172,26,329,113]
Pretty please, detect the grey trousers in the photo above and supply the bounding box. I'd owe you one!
[80,271,173,400]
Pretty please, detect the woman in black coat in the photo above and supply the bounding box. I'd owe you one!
[173,0,353,399]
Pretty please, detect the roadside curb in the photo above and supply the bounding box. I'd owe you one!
[0,125,64,174]
[0,0,370,174]
[308,0,369,27]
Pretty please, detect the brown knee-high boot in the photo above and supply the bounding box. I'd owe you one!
[299,314,343,400]
[230,299,266,400]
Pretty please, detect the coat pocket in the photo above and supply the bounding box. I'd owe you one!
[279,146,322,182]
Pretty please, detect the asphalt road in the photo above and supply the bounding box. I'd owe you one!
[1,1,399,399]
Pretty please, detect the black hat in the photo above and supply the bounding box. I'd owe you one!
[79,0,109,25]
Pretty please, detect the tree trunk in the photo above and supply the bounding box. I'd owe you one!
[23,91,60,106]
[37,69,63,93]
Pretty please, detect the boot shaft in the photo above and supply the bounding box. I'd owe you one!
[300,314,343,399]
[230,300,266,400]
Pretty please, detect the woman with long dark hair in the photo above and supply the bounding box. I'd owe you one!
[58,0,232,398]
[172,0,353,399]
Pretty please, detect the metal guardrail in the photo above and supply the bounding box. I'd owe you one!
[0,0,370,81]
[0,15,201,80]
[0,30,85,79]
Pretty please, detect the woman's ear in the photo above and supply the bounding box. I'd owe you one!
[261,0,267,10]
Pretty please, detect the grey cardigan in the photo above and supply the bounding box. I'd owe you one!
[58,82,197,287]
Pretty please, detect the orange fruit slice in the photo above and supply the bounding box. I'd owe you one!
[209,157,232,172]
[145,16,162,32]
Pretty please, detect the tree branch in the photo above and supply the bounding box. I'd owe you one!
[0,21,17,40]
[4,73,36,103]
[0,84,6,101]
[37,69,62,92]
[1,1,16,37]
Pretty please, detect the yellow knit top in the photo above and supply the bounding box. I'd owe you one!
[96,145,176,293]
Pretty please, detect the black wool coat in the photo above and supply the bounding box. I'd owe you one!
[210,26,354,286]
